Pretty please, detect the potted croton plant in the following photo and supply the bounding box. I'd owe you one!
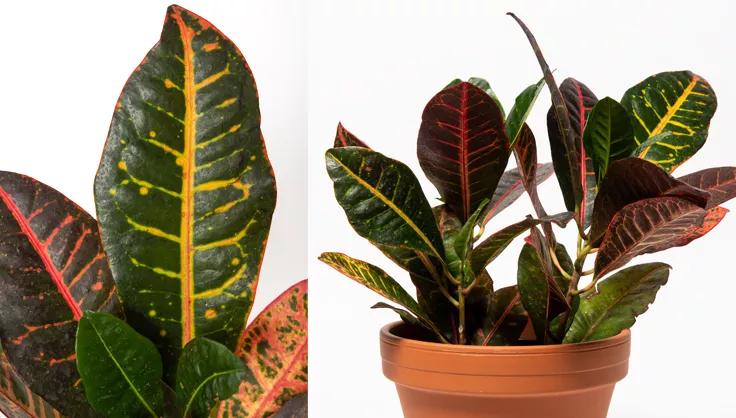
[321,13,734,418]
[0,5,307,418]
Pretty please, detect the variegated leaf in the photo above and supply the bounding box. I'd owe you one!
[0,172,120,417]
[333,123,368,148]
[678,167,736,208]
[478,163,554,226]
[212,281,307,417]
[94,5,276,372]
[0,346,63,418]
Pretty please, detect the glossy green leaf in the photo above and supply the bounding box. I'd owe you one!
[94,5,276,371]
[446,77,505,117]
[564,263,670,343]
[76,312,164,418]
[583,97,637,180]
[214,281,307,418]
[325,147,444,258]
[176,338,246,418]
[478,163,555,226]
[451,201,488,287]
[0,344,63,418]
[333,123,369,148]
[470,212,573,275]
[506,78,545,146]
[621,71,717,172]
[0,172,121,417]
[595,197,720,278]
[678,167,736,208]
[589,158,710,245]
[418,81,510,221]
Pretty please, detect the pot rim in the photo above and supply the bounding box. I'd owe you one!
[380,321,630,355]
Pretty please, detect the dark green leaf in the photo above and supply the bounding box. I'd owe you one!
[0,343,63,418]
[334,123,369,148]
[94,5,275,373]
[0,172,121,417]
[451,201,488,287]
[589,158,710,245]
[595,197,721,278]
[473,286,527,346]
[564,263,670,343]
[371,302,424,329]
[470,212,573,275]
[506,78,545,146]
[621,71,716,172]
[583,97,636,180]
[76,312,163,418]
[478,163,555,226]
[678,167,736,208]
[418,81,510,221]
[325,147,444,258]
[176,338,246,418]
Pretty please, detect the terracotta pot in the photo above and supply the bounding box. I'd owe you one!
[380,322,630,418]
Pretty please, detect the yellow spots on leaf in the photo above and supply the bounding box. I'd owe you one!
[160,330,167,337]
[250,155,256,161]
[109,187,117,197]
[205,309,217,319]
[139,187,149,196]
[149,310,157,317]
[149,131,157,138]
[118,161,127,171]
[231,258,240,266]
[229,124,241,133]
[163,79,182,91]
[215,97,238,109]
[120,139,127,145]
[202,42,221,52]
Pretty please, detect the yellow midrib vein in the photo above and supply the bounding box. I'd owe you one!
[639,76,700,157]
[174,12,196,346]
[329,154,441,259]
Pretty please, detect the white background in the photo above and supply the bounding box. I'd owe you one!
[0,3,305,414]
[309,0,736,417]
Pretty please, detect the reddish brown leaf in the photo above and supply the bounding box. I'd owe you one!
[479,163,554,226]
[678,167,736,208]
[595,196,716,278]
[418,81,510,221]
[334,122,369,148]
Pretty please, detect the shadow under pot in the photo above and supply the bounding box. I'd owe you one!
[380,322,630,418]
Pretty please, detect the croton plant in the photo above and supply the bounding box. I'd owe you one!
[0,5,307,418]
[321,14,735,346]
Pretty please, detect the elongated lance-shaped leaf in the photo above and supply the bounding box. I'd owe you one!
[451,201,488,287]
[564,263,670,343]
[176,338,247,418]
[583,97,637,181]
[470,212,573,275]
[506,78,545,146]
[76,312,164,418]
[0,345,63,418]
[473,286,528,346]
[0,172,121,417]
[589,158,710,245]
[595,197,721,278]
[94,5,276,370]
[678,167,736,208]
[446,77,506,117]
[546,78,599,228]
[213,280,307,418]
[333,123,369,148]
[371,302,426,329]
[418,81,510,222]
[509,14,582,214]
[621,71,717,172]
[478,163,554,226]
[319,253,432,325]
[325,147,444,258]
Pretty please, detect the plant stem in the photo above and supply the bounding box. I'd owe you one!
[549,247,572,280]
[457,284,466,344]
[416,252,459,307]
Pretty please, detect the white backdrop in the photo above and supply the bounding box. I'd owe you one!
[0,2,305,415]
[308,0,736,417]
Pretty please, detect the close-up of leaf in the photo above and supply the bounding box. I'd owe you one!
[176,338,247,418]
[75,312,164,418]
[0,345,63,418]
[564,263,670,343]
[582,97,636,181]
[594,197,719,278]
[478,163,554,226]
[589,158,710,244]
[213,280,307,418]
[445,77,506,117]
[678,167,736,208]
[0,172,121,417]
[93,5,276,372]
[621,71,717,172]
[325,147,444,259]
[505,78,545,146]
[333,123,368,148]
[417,81,510,222]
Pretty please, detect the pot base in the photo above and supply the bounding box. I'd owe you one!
[395,384,615,418]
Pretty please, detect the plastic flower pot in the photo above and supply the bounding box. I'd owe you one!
[380,322,630,418]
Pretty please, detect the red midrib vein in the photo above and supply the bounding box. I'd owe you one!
[459,84,470,220]
[0,187,82,320]
[575,82,589,224]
